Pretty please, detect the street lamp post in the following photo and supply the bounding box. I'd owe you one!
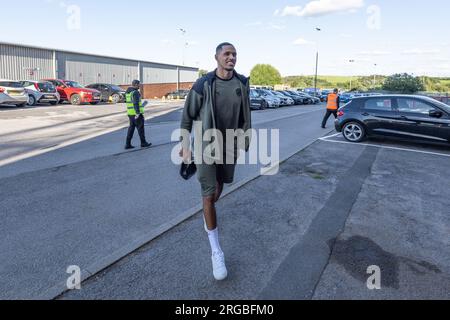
[179,28,187,66]
[373,63,378,90]
[349,60,355,91]
[313,27,322,96]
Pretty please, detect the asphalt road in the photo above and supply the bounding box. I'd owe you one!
[0,102,329,299]
[59,134,450,300]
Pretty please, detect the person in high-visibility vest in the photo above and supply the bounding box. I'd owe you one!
[322,88,340,129]
[125,80,152,150]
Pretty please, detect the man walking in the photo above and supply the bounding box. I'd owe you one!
[322,88,340,129]
[125,80,152,149]
[179,43,252,281]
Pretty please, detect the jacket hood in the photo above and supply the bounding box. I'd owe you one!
[126,87,139,94]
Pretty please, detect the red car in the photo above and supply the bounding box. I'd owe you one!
[43,79,102,105]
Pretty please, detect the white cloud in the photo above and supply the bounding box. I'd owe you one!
[293,38,315,45]
[402,49,441,55]
[275,0,365,17]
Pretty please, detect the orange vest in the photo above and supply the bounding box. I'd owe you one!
[327,93,338,110]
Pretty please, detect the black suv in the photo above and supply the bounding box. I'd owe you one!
[335,95,450,143]
[85,83,126,104]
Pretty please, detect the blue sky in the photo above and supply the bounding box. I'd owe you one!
[2,0,449,77]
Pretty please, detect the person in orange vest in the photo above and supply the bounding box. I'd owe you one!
[322,88,340,128]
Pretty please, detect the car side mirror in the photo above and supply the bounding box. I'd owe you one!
[429,110,443,118]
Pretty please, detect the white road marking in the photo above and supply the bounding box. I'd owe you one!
[321,133,341,139]
[319,137,450,158]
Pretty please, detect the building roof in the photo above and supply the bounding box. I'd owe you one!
[0,41,198,71]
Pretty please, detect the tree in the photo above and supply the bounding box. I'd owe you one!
[250,64,282,86]
[198,69,208,78]
[382,73,425,93]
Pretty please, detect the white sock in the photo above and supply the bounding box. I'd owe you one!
[207,228,222,255]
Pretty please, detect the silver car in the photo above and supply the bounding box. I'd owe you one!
[255,89,281,108]
[19,80,60,106]
[0,80,28,107]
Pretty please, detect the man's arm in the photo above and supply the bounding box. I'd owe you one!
[180,89,203,133]
[337,95,340,107]
[133,90,141,115]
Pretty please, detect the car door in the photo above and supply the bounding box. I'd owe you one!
[52,80,67,100]
[99,85,110,101]
[361,98,399,135]
[395,97,450,141]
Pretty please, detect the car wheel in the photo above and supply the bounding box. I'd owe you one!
[70,94,81,105]
[343,122,366,143]
[27,95,37,106]
[262,101,268,110]
[111,94,121,104]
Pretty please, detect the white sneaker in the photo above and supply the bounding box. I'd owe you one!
[212,251,228,281]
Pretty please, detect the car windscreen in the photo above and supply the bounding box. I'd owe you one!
[38,82,55,91]
[0,81,23,88]
[65,81,84,88]
[111,85,124,91]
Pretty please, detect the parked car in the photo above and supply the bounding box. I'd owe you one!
[340,93,354,104]
[272,91,295,106]
[250,89,267,110]
[166,90,190,100]
[279,91,305,105]
[254,89,281,108]
[43,79,102,105]
[284,91,310,105]
[19,80,60,106]
[297,92,320,104]
[0,80,28,107]
[335,95,450,143]
[85,83,125,104]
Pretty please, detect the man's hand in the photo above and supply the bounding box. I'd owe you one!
[179,148,192,163]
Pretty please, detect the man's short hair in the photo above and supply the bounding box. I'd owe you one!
[334,88,339,93]
[132,80,140,87]
[216,42,235,55]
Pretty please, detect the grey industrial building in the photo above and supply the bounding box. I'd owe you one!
[0,42,199,99]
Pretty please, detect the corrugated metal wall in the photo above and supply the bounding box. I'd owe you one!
[179,68,199,83]
[142,63,178,84]
[0,44,54,80]
[57,52,139,86]
[0,43,198,85]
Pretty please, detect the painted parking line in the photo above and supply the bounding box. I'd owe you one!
[321,133,341,139]
[319,136,450,158]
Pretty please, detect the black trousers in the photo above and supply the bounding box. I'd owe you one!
[322,110,338,128]
[126,115,147,146]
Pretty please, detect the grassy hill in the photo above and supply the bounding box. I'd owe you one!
[283,75,450,92]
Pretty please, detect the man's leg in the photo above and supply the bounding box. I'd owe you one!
[198,164,227,280]
[125,116,136,148]
[332,110,338,119]
[136,115,150,147]
[203,195,218,231]
[321,110,332,128]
